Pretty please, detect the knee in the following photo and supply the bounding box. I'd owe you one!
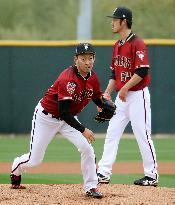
[82,147,95,161]
[85,145,94,156]
[27,157,43,167]
[79,143,95,157]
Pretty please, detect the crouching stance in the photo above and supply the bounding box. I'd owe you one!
[10,43,106,198]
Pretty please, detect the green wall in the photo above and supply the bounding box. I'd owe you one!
[0,44,175,133]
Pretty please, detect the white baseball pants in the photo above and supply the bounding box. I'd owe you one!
[11,102,98,192]
[98,87,158,180]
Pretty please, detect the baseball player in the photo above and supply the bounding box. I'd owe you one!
[10,43,106,198]
[97,6,159,186]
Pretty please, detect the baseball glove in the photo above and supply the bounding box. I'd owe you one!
[94,97,116,122]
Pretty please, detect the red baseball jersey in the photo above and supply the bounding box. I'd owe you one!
[111,34,150,91]
[41,66,102,117]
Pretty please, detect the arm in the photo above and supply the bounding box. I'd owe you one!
[93,78,115,112]
[119,67,148,102]
[93,78,115,108]
[58,100,95,143]
[104,79,116,95]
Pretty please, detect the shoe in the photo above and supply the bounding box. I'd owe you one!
[97,173,110,184]
[134,176,158,187]
[86,188,103,199]
[10,174,26,189]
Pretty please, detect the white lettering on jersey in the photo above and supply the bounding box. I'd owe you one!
[121,71,132,82]
[74,89,93,102]
[114,55,131,69]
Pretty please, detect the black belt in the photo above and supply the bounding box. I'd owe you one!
[42,110,60,120]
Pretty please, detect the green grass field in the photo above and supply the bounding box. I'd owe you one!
[0,135,175,187]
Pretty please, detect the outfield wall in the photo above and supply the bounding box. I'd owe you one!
[0,40,175,134]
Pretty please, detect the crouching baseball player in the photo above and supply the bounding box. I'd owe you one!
[10,43,115,199]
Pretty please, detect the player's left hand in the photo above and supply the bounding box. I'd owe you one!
[119,87,128,102]
[97,92,112,112]
[94,97,116,123]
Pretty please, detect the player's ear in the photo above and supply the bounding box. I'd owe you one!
[123,19,127,25]
[93,55,96,62]
[74,55,78,64]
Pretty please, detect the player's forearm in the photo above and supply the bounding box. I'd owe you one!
[105,79,116,94]
[122,74,142,90]
[92,98,104,108]
[60,112,85,133]
[58,100,85,133]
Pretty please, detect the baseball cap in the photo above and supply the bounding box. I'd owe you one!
[107,6,132,23]
[75,43,95,56]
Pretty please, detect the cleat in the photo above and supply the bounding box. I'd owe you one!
[97,173,110,184]
[134,176,158,187]
[10,174,26,189]
[86,188,103,199]
[11,184,26,189]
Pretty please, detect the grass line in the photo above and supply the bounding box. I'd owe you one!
[0,137,174,162]
[1,173,175,188]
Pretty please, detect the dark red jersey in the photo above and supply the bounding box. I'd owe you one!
[111,33,150,91]
[41,66,102,117]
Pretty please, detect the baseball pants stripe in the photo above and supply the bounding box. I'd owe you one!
[11,108,38,174]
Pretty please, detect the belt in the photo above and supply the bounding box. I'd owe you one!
[42,110,60,120]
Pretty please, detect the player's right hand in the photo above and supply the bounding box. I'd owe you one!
[82,128,95,144]
[119,87,128,102]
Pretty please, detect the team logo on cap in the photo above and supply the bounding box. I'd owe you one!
[136,51,145,61]
[113,7,118,14]
[67,81,77,95]
[84,43,89,50]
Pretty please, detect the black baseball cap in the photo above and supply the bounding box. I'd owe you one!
[107,6,132,23]
[75,43,95,56]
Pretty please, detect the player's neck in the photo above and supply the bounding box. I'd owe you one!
[75,66,91,80]
[119,29,132,41]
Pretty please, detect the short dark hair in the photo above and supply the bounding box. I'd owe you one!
[126,20,132,29]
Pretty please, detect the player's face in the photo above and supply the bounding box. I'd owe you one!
[74,54,95,77]
[111,18,125,33]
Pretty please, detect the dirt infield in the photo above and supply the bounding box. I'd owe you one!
[1,162,175,174]
[1,162,175,204]
[1,184,175,205]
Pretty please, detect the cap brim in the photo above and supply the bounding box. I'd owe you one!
[106,15,121,19]
[75,52,95,55]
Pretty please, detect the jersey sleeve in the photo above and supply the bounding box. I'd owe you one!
[110,41,118,71]
[134,39,150,70]
[57,75,76,101]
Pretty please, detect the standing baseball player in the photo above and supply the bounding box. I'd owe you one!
[10,43,109,198]
[97,6,159,186]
